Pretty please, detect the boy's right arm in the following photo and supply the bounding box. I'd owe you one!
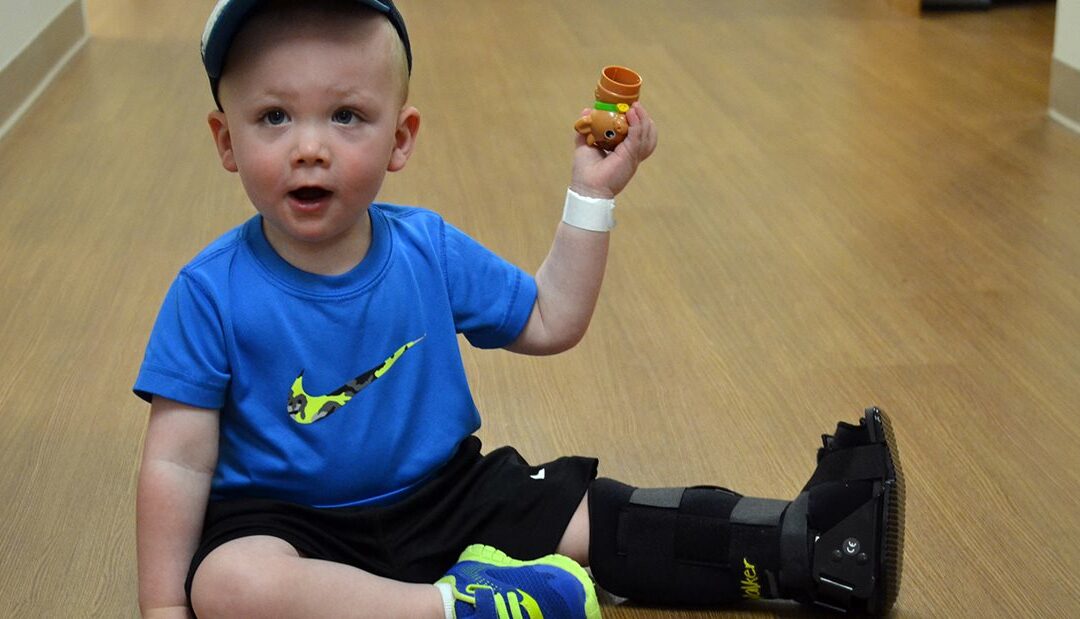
[137,396,219,619]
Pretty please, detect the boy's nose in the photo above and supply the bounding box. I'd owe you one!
[291,133,330,168]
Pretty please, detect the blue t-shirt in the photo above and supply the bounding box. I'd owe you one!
[134,205,537,508]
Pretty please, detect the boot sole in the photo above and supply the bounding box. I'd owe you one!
[866,407,905,615]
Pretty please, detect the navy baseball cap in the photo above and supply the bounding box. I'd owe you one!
[201,0,412,106]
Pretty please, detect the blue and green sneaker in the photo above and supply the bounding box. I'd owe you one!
[437,544,601,619]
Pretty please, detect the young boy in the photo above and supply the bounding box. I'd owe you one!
[134,1,904,618]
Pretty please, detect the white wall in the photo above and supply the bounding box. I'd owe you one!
[0,0,79,71]
[1054,0,1080,70]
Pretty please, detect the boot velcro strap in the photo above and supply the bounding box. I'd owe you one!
[629,486,684,508]
[731,497,787,526]
[728,497,788,599]
[805,444,888,489]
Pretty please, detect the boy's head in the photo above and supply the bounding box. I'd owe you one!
[201,0,421,265]
[202,0,412,110]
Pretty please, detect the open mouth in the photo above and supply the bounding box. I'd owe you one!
[289,186,332,204]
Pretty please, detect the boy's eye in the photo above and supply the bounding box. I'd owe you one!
[263,110,288,125]
[332,109,357,124]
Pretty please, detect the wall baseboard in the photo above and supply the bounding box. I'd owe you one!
[1050,58,1080,135]
[0,1,87,142]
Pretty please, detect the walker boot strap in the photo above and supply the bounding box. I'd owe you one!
[588,478,791,606]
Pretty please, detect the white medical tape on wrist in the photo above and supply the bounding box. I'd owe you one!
[562,188,615,232]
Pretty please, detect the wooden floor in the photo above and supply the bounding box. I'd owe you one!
[1,0,1078,616]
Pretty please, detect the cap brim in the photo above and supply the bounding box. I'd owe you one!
[201,0,262,80]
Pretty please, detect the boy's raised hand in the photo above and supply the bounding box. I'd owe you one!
[570,103,658,200]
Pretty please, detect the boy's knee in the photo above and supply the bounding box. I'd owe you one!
[190,536,298,618]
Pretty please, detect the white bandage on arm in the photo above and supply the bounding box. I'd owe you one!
[562,188,616,232]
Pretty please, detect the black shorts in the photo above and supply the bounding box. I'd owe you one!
[185,436,598,600]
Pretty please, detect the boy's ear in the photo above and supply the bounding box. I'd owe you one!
[387,106,421,172]
[208,111,238,173]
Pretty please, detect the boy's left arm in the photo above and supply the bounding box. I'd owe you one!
[506,104,657,355]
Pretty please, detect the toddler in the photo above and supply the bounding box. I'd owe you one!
[134,1,903,617]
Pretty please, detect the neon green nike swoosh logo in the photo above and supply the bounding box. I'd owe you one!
[287,336,424,424]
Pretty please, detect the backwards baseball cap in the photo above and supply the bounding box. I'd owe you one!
[201,0,412,107]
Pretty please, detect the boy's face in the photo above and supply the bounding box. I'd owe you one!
[208,9,417,261]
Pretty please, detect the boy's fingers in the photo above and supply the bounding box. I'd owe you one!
[640,124,657,159]
[627,106,656,154]
[624,113,656,159]
[632,107,657,156]
[573,131,589,149]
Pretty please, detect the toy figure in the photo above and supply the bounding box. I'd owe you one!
[574,65,642,150]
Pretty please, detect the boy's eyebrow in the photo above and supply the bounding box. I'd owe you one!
[324,85,378,100]
[246,86,380,106]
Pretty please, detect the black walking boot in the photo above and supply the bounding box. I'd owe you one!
[588,407,905,614]
[779,407,906,614]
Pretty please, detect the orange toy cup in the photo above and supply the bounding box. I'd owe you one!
[574,66,642,150]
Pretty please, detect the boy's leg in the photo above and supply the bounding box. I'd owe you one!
[555,493,591,566]
[582,407,905,614]
[190,535,445,619]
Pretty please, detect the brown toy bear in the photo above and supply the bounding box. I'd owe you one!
[574,66,642,151]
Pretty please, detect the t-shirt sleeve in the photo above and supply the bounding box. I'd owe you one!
[442,221,537,349]
[132,272,230,409]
